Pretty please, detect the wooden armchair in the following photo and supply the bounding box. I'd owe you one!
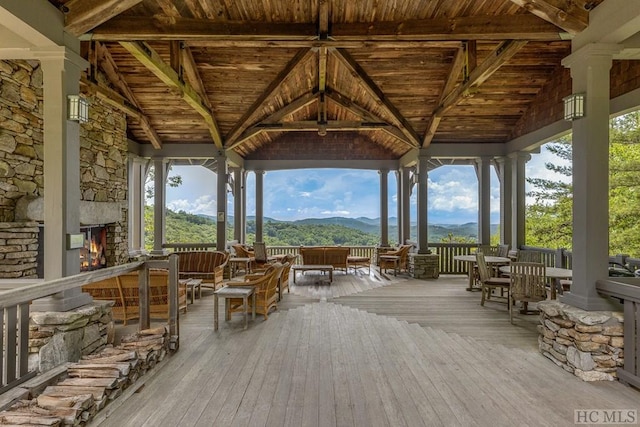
[509,262,547,324]
[379,244,412,274]
[226,263,284,320]
[476,252,511,307]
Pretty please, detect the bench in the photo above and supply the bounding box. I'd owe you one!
[299,246,350,272]
[177,251,229,290]
[82,269,187,325]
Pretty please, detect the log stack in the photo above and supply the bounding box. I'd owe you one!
[0,326,170,426]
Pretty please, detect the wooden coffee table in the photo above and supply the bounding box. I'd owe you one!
[213,286,256,331]
[292,264,334,284]
[180,278,202,304]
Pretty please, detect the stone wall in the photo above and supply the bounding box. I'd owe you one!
[0,60,44,221]
[29,301,115,373]
[410,253,439,279]
[0,221,38,278]
[537,300,624,381]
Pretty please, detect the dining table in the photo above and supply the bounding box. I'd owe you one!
[453,254,511,291]
[499,265,572,299]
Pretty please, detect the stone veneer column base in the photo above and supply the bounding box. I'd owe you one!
[537,300,623,381]
[409,253,439,279]
[29,301,115,373]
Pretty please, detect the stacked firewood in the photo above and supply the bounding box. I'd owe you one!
[0,326,170,426]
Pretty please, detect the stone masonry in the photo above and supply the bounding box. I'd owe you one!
[410,253,439,279]
[537,300,624,381]
[29,301,115,373]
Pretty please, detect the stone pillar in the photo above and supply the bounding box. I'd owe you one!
[379,169,389,247]
[151,158,168,255]
[509,152,530,251]
[255,170,264,243]
[416,152,429,254]
[216,152,228,251]
[475,156,491,245]
[495,156,513,248]
[33,47,91,311]
[561,43,622,311]
[232,167,243,243]
[128,156,147,256]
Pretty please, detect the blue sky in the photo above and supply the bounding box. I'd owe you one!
[163,144,570,224]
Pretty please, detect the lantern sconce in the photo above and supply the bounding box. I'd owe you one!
[563,92,585,121]
[67,95,89,123]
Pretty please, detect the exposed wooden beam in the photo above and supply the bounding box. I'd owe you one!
[334,48,421,147]
[94,42,163,149]
[120,41,224,148]
[88,14,563,42]
[508,0,588,34]
[422,45,466,147]
[225,48,315,147]
[325,89,384,122]
[64,0,142,37]
[179,43,212,109]
[437,40,528,117]
[262,92,318,124]
[254,120,396,132]
[186,40,463,49]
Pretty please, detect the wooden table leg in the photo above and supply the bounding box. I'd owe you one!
[243,294,248,330]
[214,293,219,331]
[252,291,256,321]
[329,269,333,283]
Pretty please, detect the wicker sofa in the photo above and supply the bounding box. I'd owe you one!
[299,246,350,272]
[177,251,229,290]
[82,269,187,325]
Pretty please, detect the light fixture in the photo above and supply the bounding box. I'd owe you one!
[67,95,89,123]
[563,92,585,121]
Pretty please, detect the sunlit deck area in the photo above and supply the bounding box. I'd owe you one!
[95,271,639,426]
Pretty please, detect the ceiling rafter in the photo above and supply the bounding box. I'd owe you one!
[252,121,396,132]
[80,76,141,118]
[225,48,315,148]
[94,42,163,149]
[120,41,224,148]
[64,0,142,37]
[334,48,421,148]
[88,14,563,42]
[179,43,212,109]
[422,44,466,147]
[508,0,589,34]
[436,40,529,117]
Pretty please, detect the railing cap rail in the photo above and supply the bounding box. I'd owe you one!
[596,277,640,303]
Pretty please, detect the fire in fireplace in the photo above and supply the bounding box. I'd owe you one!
[80,225,107,272]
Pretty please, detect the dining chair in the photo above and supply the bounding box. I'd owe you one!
[509,262,547,324]
[476,252,511,307]
[253,242,271,271]
[516,250,543,263]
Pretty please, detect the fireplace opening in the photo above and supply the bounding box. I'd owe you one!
[80,225,107,272]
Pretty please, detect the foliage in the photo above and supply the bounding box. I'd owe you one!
[145,165,183,200]
[145,206,218,250]
[244,220,380,246]
[525,111,640,257]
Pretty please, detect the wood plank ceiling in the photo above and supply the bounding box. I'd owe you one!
[51,0,604,160]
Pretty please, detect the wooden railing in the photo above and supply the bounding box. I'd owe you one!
[0,255,180,394]
[162,243,217,252]
[428,243,477,274]
[265,245,377,259]
[596,277,640,389]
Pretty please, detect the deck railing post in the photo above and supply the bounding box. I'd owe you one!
[167,254,179,350]
[139,264,150,330]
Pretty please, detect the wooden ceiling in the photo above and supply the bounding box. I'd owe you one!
[51,0,605,160]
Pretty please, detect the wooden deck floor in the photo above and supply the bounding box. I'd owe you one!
[96,271,640,426]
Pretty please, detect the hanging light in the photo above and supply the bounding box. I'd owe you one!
[563,93,585,121]
[67,95,89,123]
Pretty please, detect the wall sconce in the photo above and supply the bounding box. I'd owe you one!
[563,93,585,121]
[67,95,89,123]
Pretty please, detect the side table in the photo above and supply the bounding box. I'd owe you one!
[213,286,256,331]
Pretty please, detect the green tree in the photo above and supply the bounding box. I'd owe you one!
[525,136,573,250]
[145,165,183,200]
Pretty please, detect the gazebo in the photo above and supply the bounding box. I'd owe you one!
[1,0,640,416]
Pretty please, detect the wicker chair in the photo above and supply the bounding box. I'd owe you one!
[233,244,256,271]
[227,263,283,320]
[476,252,511,307]
[278,254,296,297]
[509,262,547,324]
[253,242,272,271]
[379,244,412,274]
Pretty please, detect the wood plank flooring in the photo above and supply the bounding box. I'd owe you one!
[96,272,640,426]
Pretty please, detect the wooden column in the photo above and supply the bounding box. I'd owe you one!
[561,43,621,311]
[401,167,412,245]
[255,170,264,243]
[241,170,247,243]
[128,156,148,256]
[416,152,430,254]
[232,167,243,243]
[495,156,513,248]
[216,152,228,251]
[379,169,389,247]
[475,156,491,245]
[151,158,168,255]
[509,152,530,252]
